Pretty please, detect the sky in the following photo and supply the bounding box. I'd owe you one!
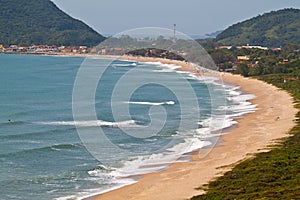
[51,0,300,37]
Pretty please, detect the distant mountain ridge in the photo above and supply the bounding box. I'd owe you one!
[204,30,223,38]
[0,0,105,47]
[216,8,300,47]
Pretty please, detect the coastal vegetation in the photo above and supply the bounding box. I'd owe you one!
[192,74,300,199]
[127,48,186,61]
[191,46,300,200]
[191,9,300,199]
[0,0,105,47]
[215,8,300,47]
[204,44,300,77]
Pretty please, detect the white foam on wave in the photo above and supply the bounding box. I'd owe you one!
[89,64,257,195]
[225,88,257,118]
[87,165,112,176]
[144,61,181,73]
[74,181,138,200]
[198,116,238,133]
[83,67,256,200]
[219,103,256,114]
[57,164,138,200]
[37,120,138,128]
[104,137,211,179]
[112,62,137,68]
[55,195,78,200]
[65,62,258,200]
[127,101,175,106]
[192,74,257,137]
[185,79,256,138]
[189,73,220,83]
[72,138,211,199]
[228,90,241,96]
[229,94,256,102]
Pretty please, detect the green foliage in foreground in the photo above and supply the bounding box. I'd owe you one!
[192,74,300,200]
[0,0,105,47]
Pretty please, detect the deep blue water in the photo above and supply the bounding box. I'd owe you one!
[0,54,255,199]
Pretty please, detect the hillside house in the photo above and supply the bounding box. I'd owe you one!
[237,55,250,61]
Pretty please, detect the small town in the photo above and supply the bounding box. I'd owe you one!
[1,42,298,78]
[0,43,284,55]
[0,44,127,55]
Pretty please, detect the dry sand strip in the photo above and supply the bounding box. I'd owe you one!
[82,58,298,200]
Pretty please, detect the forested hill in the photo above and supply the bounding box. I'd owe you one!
[216,8,300,47]
[0,0,105,47]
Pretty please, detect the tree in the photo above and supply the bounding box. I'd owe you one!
[238,63,250,77]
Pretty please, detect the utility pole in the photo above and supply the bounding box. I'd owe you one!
[173,24,176,43]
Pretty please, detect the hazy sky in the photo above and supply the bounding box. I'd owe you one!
[52,0,300,36]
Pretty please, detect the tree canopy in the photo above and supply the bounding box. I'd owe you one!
[0,0,105,47]
[216,8,300,47]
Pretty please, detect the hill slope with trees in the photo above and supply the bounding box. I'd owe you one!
[216,8,300,47]
[0,0,105,47]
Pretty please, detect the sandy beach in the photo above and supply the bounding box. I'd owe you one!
[78,56,299,200]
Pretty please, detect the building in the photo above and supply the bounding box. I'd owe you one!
[283,59,289,64]
[215,46,232,50]
[237,45,268,50]
[237,55,250,61]
[271,47,282,51]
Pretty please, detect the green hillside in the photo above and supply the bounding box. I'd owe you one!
[216,8,300,47]
[0,0,105,47]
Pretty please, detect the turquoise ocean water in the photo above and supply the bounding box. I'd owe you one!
[0,54,255,199]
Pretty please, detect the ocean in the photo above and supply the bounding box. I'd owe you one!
[0,54,256,199]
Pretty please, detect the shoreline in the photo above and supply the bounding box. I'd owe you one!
[82,56,298,200]
[0,52,200,75]
[4,53,297,200]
